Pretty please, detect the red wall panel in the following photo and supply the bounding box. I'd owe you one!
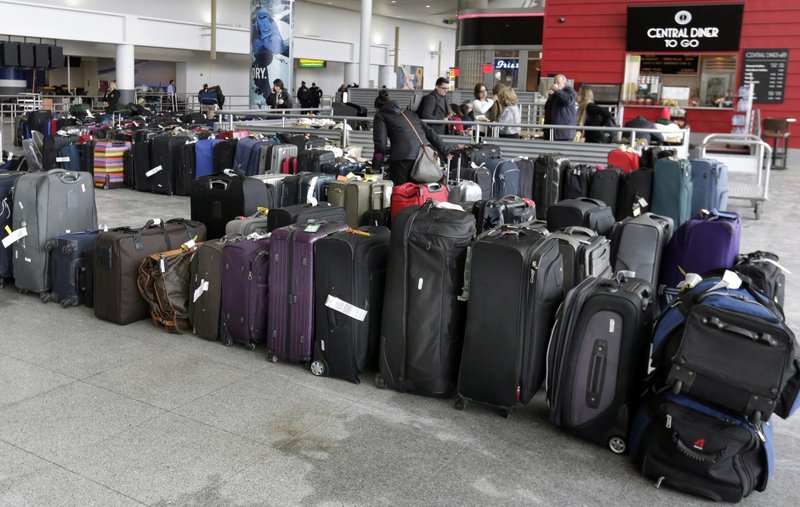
[542,0,800,145]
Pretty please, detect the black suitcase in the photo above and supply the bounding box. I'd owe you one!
[0,171,23,286]
[266,202,347,232]
[460,165,492,200]
[533,153,569,219]
[617,168,654,219]
[377,203,475,398]
[590,167,622,218]
[546,197,615,236]
[189,239,227,340]
[499,195,536,224]
[457,226,564,415]
[298,149,335,174]
[735,251,787,307]
[312,227,390,383]
[213,139,237,173]
[360,207,391,228]
[80,140,96,175]
[610,212,673,288]
[174,141,196,197]
[514,157,535,199]
[549,226,612,292]
[472,199,505,234]
[190,171,271,239]
[132,141,152,192]
[562,163,596,200]
[148,135,190,195]
[547,275,654,453]
[45,230,100,307]
[279,133,325,153]
[297,172,335,204]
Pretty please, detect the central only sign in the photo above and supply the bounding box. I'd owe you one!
[627,3,744,52]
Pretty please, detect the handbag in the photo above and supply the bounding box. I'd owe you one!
[400,112,443,184]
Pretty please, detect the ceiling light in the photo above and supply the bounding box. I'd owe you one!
[426,4,431,7]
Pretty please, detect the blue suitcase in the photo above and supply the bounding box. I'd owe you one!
[690,158,728,215]
[232,137,258,175]
[57,143,83,171]
[481,158,521,199]
[195,139,223,178]
[652,158,692,227]
[0,171,23,285]
[44,229,102,307]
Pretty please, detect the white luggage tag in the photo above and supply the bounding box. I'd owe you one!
[325,295,367,322]
[2,225,27,248]
[193,279,209,302]
[145,165,163,177]
[306,176,319,206]
[56,156,71,163]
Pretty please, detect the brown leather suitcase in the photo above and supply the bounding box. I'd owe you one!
[93,219,206,325]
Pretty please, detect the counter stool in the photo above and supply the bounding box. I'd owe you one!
[763,118,790,169]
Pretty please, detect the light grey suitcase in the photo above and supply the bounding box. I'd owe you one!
[12,169,97,295]
[251,173,288,207]
[447,159,482,203]
[370,180,393,210]
[225,212,270,236]
[268,144,298,173]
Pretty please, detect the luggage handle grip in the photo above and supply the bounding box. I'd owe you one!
[209,179,229,190]
[702,316,777,346]
[57,171,81,183]
[674,434,724,463]
[586,340,607,409]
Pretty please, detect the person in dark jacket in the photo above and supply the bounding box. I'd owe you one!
[310,82,322,108]
[577,87,618,143]
[543,74,577,141]
[297,81,311,110]
[418,77,453,135]
[624,115,665,144]
[266,79,293,109]
[373,91,452,185]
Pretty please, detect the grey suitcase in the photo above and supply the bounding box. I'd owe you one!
[370,180,393,211]
[225,212,270,236]
[610,212,673,287]
[189,239,227,340]
[12,170,97,294]
[325,180,371,227]
[251,173,287,207]
[447,160,483,203]
[268,144,298,174]
[548,226,612,293]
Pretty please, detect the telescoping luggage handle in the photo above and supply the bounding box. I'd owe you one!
[208,169,240,190]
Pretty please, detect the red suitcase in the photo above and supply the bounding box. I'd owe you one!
[281,156,299,174]
[217,130,251,140]
[390,182,449,221]
[607,149,640,173]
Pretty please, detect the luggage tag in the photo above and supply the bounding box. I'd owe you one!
[181,236,199,251]
[193,279,209,302]
[2,225,27,248]
[325,295,367,322]
[304,222,322,233]
[145,165,163,178]
[159,256,167,273]
[306,176,319,206]
[56,156,71,163]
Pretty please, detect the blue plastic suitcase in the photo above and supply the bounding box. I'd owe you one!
[195,139,223,179]
[652,158,693,227]
[45,230,102,307]
[690,158,728,215]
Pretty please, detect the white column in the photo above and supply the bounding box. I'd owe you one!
[359,0,372,87]
[116,44,135,104]
[378,65,394,88]
[344,63,358,86]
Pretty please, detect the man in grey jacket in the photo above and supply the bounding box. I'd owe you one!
[544,74,577,141]
[418,77,453,135]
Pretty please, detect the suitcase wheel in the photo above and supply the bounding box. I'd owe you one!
[498,408,510,419]
[62,244,74,255]
[608,436,627,455]
[44,239,56,252]
[40,292,52,303]
[267,352,278,363]
[454,397,465,411]
[310,360,326,377]
[374,373,386,389]
[246,342,256,352]
[60,297,76,308]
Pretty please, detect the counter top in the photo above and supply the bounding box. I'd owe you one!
[621,104,734,111]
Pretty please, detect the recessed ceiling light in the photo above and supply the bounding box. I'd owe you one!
[426,4,431,7]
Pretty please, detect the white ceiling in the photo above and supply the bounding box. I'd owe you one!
[303,0,541,27]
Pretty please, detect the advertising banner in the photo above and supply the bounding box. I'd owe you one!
[250,0,293,109]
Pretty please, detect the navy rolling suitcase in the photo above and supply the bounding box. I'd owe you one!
[312,226,390,383]
[690,158,728,215]
[45,230,102,307]
[195,138,222,178]
[589,167,622,218]
[547,275,654,453]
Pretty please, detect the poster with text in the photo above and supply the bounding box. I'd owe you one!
[396,65,424,90]
[250,0,293,109]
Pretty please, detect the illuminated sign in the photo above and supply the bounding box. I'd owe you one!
[298,59,326,68]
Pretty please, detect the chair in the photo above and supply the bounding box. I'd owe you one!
[762,118,790,169]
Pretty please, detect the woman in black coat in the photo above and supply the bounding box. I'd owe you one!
[372,91,451,184]
[266,79,293,109]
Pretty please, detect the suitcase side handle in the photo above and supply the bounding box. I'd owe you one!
[586,339,607,409]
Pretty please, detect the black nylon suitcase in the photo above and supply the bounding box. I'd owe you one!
[148,135,190,195]
[549,226,612,292]
[298,149,335,173]
[312,226,390,383]
[546,197,615,236]
[533,153,569,219]
[45,230,101,307]
[190,171,271,239]
[213,139,237,172]
[617,168,654,219]
[472,199,505,234]
[189,238,226,340]
[514,157,535,199]
[132,141,152,192]
[590,167,622,218]
[377,203,475,398]
[547,275,654,453]
[457,226,564,415]
[735,251,787,307]
[460,165,492,200]
[360,208,391,228]
[266,202,346,232]
[93,219,206,325]
[174,141,196,196]
[80,140,96,175]
[562,163,596,200]
[610,212,673,288]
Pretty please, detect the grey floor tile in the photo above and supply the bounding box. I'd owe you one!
[83,348,252,410]
[61,412,270,506]
[165,334,272,373]
[0,354,75,408]
[0,462,144,507]
[0,440,50,483]
[173,369,354,447]
[0,381,163,462]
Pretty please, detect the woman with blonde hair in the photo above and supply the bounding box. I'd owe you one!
[496,87,521,139]
[576,86,617,143]
[485,82,507,122]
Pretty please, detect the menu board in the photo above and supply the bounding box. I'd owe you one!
[640,55,699,75]
[741,49,789,104]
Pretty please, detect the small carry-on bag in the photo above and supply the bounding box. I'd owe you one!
[446,160,483,203]
[607,148,640,172]
[45,229,102,307]
[562,163,596,200]
[546,197,615,236]
[499,195,536,225]
[459,164,493,200]
[0,171,23,286]
[12,169,97,295]
[652,158,693,228]
[651,275,800,423]
[312,226,390,383]
[220,235,270,350]
[266,202,346,232]
[93,219,206,325]
[514,156,535,199]
[616,167,654,219]
[690,158,729,215]
[629,390,774,503]
[548,226,612,292]
[190,171,271,239]
[533,153,570,219]
[137,246,198,334]
[378,202,475,398]
[189,239,227,340]
[225,211,270,237]
[267,220,349,364]
[457,226,563,415]
[735,251,788,307]
[589,167,622,218]
[547,274,654,453]
[324,180,372,227]
[610,212,673,288]
[389,182,449,221]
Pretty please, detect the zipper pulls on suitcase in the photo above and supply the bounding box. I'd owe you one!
[529,260,539,284]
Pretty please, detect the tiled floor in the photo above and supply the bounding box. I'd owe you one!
[1,139,799,505]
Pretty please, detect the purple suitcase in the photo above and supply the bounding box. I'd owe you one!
[267,220,349,364]
[658,209,741,306]
[220,236,270,350]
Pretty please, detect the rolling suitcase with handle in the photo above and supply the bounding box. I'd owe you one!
[610,212,673,288]
[589,167,622,218]
[459,164,492,200]
[514,157,535,199]
[547,274,654,453]
[533,153,569,219]
[174,140,196,197]
[212,139,237,173]
[45,229,102,307]
[690,158,729,215]
[562,163,596,200]
[190,171,271,239]
[219,235,270,350]
[195,138,223,179]
[652,158,693,228]
[616,167,654,219]
[225,210,270,236]
[447,160,483,203]
[268,144,298,173]
[266,202,346,232]
[546,197,615,236]
[0,171,23,286]
[457,225,563,415]
[267,220,349,364]
[312,226,390,383]
[324,180,372,227]
[548,226,612,292]
[389,182,449,221]
[189,238,227,340]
